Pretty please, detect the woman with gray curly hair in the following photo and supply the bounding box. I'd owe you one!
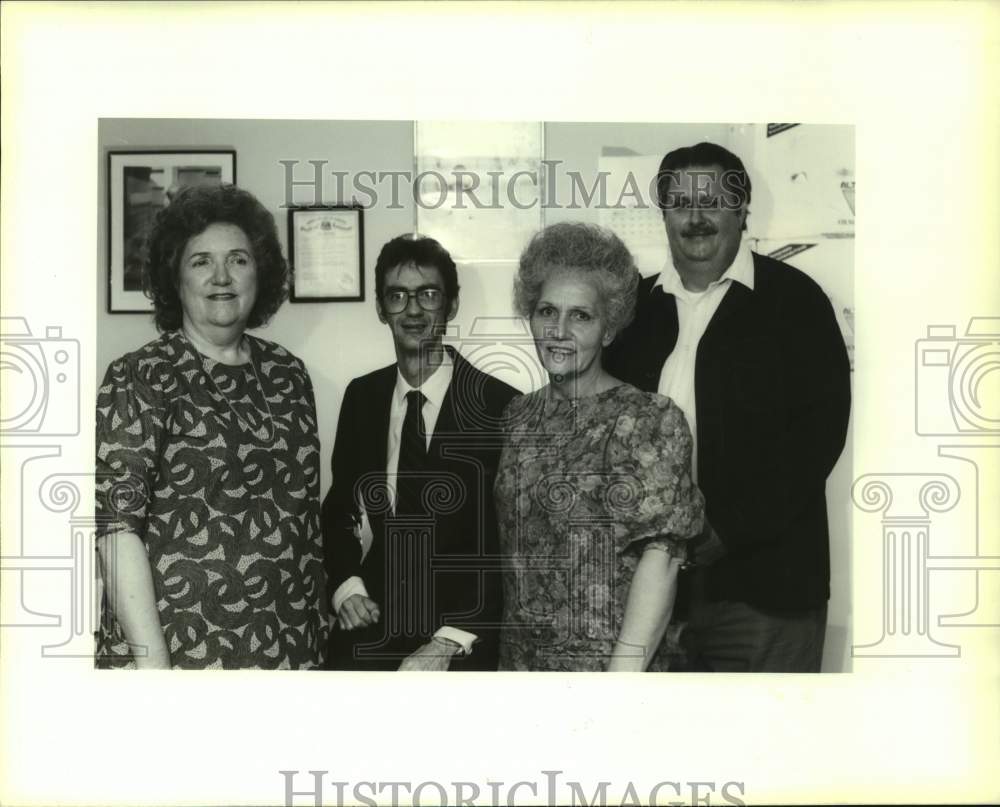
[495,221,705,671]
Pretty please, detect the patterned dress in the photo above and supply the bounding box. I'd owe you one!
[95,331,327,669]
[495,384,705,671]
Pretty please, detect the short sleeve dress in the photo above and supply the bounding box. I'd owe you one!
[494,384,705,671]
[95,331,327,669]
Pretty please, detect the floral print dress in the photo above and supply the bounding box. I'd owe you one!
[494,384,704,671]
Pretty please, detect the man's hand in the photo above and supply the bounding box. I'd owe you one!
[337,593,380,630]
[398,637,461,672]
[689,522,727,567]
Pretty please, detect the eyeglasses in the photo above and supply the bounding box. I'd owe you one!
[381,288,445,314]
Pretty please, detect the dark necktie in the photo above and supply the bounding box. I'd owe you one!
[395,390,427,516]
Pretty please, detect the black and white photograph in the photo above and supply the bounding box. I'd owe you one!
[92,119,855,676]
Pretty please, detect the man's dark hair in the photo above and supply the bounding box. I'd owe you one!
[654,141,753,213]
[374,234,460,302]
[144,184,288,332]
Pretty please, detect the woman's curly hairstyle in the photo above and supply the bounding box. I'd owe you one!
[514,221,640,337]
[143,184,288,332]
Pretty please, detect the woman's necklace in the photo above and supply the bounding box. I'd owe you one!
[184,332,276,444]
[548,374,614,409]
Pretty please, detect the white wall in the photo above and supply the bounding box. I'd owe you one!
[97,119,853,670]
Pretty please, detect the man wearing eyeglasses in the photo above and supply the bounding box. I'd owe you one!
[321,234,519,671]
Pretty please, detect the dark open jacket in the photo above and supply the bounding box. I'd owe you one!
[321,347,519,669]
[605,252,851,610]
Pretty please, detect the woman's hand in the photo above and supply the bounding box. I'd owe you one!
[608,547,683,672]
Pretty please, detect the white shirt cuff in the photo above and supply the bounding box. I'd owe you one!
[333,580,476,655]
[434,626,478,656]
[332,576,369,614]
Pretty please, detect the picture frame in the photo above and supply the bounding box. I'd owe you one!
[288,205,365,302]
[107,149,236,313]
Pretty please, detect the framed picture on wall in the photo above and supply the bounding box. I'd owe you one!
[107,149,236,313]
[288,205,365,302]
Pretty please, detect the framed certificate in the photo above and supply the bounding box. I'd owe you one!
[107,149,236,313]
[288,205,365,302]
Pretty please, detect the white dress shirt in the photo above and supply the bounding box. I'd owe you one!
[331,352,477,655]
[653,238,755,482]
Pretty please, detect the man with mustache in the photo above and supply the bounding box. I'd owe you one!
[605,142,851,672]
[321,234,518,670]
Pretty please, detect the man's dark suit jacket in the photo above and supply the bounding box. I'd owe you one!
[604,252,851,611]
[321,346,519,670]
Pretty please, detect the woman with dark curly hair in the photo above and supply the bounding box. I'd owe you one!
[95,184,327,669]
[495,222,705,671]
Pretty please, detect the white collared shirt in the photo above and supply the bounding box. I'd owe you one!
[332,351,477,655]
[653,238,755,481]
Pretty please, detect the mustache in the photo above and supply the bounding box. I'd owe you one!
[681,224,718,237]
